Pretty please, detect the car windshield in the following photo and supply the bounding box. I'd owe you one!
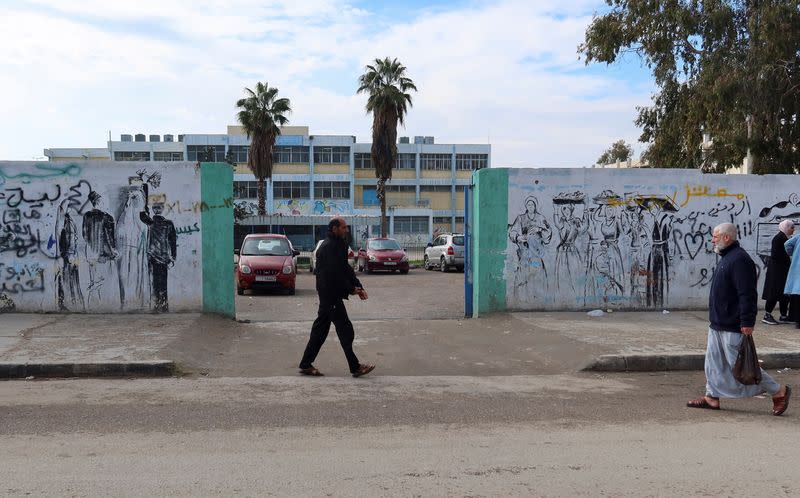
[241,238,291,256]
[452,235,465,246]
[368,239,401,251]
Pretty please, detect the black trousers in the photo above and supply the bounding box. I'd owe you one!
[765,296,789,316]
[149,259,169,313]
[789,295,800,323]
[299,297,360,373]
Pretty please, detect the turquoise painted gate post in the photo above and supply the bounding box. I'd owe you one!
[201,162,235,317]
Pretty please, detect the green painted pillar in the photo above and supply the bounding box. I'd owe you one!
[472,168,509,316]
[201,162,235,317]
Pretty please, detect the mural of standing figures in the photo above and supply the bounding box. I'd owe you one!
[82,191,118,306]
[55,199,84,311]
[622,202,650,306]
[552,191,585,303]
[597,192,625,294]
[641,196,678,308]
[508,195,552,303]
[140,201,177,313]
[116,184,150,310]
[583,191,625,305]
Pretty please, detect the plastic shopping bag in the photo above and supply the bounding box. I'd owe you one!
[733,335,762,385]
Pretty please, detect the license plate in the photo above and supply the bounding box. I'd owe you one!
[256,275,276,282]
[383,262,397,266]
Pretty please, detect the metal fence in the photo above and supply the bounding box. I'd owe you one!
[297,243,429,265]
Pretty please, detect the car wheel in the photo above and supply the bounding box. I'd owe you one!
[237,287,244,296]
[287,287,296,296]
[440,257,447,272]
[309,264,314,273]
[400,268,409,274]
[424,255,431,270]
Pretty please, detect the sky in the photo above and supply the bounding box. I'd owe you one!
[0,0,656,167]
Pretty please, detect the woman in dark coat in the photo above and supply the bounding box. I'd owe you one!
[762,219,795,324]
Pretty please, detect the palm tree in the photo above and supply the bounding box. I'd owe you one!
[235,82,291,216]
[357,57,417,237]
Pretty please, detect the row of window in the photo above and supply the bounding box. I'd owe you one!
[397,216,464,233]
[116,147,488,171]
[235,182,468,199]
[354,153,416,170]
[234,181,352,200]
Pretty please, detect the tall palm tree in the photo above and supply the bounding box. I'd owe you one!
[235,82,291,216]
[357,57,417,237]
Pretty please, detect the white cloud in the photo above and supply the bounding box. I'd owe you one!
[0,0,653,165]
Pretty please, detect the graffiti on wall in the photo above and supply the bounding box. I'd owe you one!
[506,169,799,311]
[0,161,202,313]
[273,199,351,216]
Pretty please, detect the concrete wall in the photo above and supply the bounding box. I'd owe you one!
[472,167,800,315]
[0,161,234,316]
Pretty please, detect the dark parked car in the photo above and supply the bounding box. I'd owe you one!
[357,237,409,274]
[236,234,299,295]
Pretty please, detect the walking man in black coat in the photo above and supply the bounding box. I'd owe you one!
[299,217,375,377]
[687,223,790,415]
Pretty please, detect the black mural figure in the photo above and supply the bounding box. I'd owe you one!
[55,199,84,311]
[82,191,118,306]
[140,202,177,312]
[641,196,678,308]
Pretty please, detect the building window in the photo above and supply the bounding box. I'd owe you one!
[420,153,451,170]
[234,181,259,199]
[456,153,488,170]
[314,146,350,164]
[394,216,429,233]
[314,181,350,199]
[455,216,464,224]
[229,145,249,163]
[433,216,451,224]
[396,153,415,169]
[273,146,309,163]
[187,145,226,162]
[114,151,151,161]
[362,185,415,194]
[273,181,310,199]
[420,185,451,193]
[153,152,184,161]
[354,153,372,169]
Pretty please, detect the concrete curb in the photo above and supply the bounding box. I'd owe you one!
[583,351,800,372]
[0,361,176,379]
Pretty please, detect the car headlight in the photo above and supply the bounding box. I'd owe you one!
[369,255,377,262]
[240,265,251,274]
[282,265,293,274]
[401,254,408,262]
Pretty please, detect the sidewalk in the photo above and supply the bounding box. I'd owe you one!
[2,311,800,378]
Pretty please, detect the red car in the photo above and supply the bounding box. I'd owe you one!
[236,234,300,295]
[357,237,409,274]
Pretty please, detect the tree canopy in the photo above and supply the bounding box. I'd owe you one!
[235,82,291,215]
[581,0,800,173]
[597,139,634,165]
[357,57,417,236]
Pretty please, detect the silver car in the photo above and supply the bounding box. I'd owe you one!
[424,233,465,272]
[309,239,357,273]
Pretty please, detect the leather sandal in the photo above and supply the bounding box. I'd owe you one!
[299,366,324,376]
[686,396,720,410]
[352,363,375,378]
[773,385,791,416]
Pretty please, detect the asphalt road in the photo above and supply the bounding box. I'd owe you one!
[2,371,798,496]
[235,268,466,322]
